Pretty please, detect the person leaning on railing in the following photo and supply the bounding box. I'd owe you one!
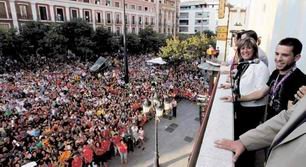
[215,86,306,167]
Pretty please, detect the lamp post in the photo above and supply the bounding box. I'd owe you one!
[123,0,129,83]
[154,100,163,167]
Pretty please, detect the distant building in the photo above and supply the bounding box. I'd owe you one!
[178,0,219,34]
[0,0,178,35]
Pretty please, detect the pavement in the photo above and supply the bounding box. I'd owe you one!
[108,99,200,167]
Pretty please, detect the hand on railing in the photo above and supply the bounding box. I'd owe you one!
[214,139,246,163]
[220,95,234,102]
[219,83,231,89]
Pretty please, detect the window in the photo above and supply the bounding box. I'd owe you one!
[145,17,148,25]
[151,0,154,2]
[107,27,112,32]
[0,23,10,31]
[132,27,136,33]
[96,12,102,23]
[132,15,135,24]
[83,0,89,3]
[138,6,142,11]
[138,16,142,25]
[84,10,91,22]
[151,17,154,25]
[71,9,78,20]
[95,0,101,4]
[130,5,135,10]
[0,1,8,18]
[106,0,111,6]
[115,13,120,24]
[115,2,120,7]
[144,7,148,11]
[116,27,120,34]
[106,13,111,23]
[179,27,188,32]
[56,8,64,21]
[19,4,28,19]
[38,6,48,20]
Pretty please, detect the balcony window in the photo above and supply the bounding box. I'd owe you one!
[56,8,65,21]
[19,5,28,19]
[71,9,78,20]
[95,0,101,4]
[138,16,142,25]
[38,6,48,20]
[115,14,121,24]
[131,5,135,10]
[106,13,111,24]
[132,16,135,24]
[106,0,111,6]
[0,2,8,19]
[116,27,120,34]
[107,27,112,32]
[96,12,102,23]
[84,10,91,22]
[115,2,120,7]
[138,6,142,11]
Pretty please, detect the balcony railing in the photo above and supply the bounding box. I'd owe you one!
[188,72,234,167]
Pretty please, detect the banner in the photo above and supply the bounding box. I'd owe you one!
[218,0,226,19]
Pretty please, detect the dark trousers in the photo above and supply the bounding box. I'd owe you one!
[234,104,266,167]
[173,107,177,117]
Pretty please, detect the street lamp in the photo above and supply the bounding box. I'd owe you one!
[123,0,129,83]
[154,100,163,167]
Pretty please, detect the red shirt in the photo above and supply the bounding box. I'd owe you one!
[117,143,127,153]
[101,140,111,151]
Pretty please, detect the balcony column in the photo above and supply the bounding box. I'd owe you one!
[9,0,19,30]
[92,10,96,30]
[49,5,55,21]
[65,7,70,21]
[31,2,37,21]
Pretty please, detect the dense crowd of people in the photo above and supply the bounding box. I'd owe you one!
[0,55,209,166]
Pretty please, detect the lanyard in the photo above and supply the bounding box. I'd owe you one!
[270,66,296,99]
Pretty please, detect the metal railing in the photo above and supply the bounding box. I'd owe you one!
[188,72,220,167]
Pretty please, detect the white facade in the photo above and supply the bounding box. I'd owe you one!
[0,0,177,35]
[246,0,306,73]
[178,0,219,34]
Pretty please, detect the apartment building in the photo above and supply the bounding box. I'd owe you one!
[0,0,178,35]
[179,0,218,34]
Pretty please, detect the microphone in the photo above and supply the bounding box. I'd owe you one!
[234,58,260,65]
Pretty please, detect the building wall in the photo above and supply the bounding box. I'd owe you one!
[246,0,306,73]
[0,0,177,35]
[178,0,218,34]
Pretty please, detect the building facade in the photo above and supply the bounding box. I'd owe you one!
[178,0,218,34]
[0,0,178,35]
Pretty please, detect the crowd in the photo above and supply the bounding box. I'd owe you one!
[0,54,209,166]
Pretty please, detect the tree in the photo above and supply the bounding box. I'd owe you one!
[139,27,166,54]
[126,33,141,55]
[92,27,112,55]
[40,23,68,60]
[19,21,50,57]
[61,19,95,61]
